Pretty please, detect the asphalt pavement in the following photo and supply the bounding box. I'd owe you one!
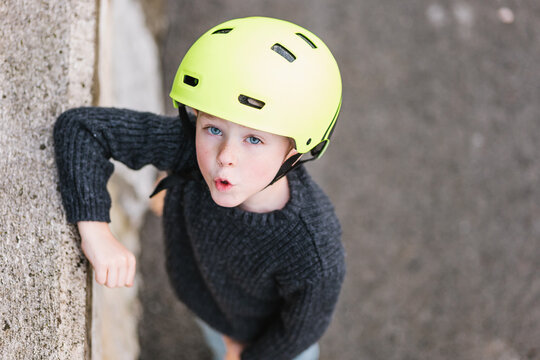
[138,1,540,359]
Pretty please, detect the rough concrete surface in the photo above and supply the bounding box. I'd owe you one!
[0,0,97,359]
[134,1,540,359]
[91,0,165,358]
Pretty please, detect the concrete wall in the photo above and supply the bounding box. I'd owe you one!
[1,0,167,358]
[0,0,97,359]
[93,0,164,359]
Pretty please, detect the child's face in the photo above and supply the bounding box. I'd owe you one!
[195,111,297,210]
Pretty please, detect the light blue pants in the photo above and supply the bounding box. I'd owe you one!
[195,318,320,360]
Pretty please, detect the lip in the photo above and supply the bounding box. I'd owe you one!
[214,177,234,192]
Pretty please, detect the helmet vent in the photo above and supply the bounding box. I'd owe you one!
[183,75,199,87]
[238,95,265,109]
[296,33,317,48]
[212,28,233,34]
[271,44,296,62]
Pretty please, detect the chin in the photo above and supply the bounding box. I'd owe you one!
[210,192,243,208]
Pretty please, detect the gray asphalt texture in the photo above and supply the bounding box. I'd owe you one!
[138,1,540,359]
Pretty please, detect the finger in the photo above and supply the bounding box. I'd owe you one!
[117,259,127,287]
[94,266,107,285]
[106,265,118,288]
[126,254,136,287]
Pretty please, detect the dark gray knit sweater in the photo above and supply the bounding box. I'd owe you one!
[53,107,346,360]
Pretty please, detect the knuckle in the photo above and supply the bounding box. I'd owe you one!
[116,256,128,266]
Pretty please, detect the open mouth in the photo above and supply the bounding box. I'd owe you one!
[215,178,233,192]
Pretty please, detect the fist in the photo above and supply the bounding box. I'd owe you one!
[78,221,136,288]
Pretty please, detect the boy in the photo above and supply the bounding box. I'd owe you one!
[54,17,345,360]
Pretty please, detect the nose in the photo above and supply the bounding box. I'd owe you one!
[217,141,237,167]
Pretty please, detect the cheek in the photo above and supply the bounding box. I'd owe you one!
[246,154,283,184]
[195,137,213,173]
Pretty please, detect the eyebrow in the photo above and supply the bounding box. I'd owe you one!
[198,113,225,125]
[198,111,221,120]
[198,113,268,139]
[200,113,216,120]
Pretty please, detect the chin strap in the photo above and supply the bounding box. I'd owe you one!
[268,153,303,186]
[267,150,321,187]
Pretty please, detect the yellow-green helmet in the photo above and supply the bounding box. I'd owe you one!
[170,16,342,158]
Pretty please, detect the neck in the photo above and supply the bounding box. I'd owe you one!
[239,177,290,213]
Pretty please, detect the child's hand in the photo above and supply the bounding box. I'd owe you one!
[77,221,136,288]
[223,335,246,360]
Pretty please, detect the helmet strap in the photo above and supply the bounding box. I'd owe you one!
[178,104,196,138]
[268,153,303,186]
[267,148,321,187]
[149,105,198,198]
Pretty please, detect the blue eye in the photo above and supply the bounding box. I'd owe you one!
[247,136,261,145]
[208,127,222,136]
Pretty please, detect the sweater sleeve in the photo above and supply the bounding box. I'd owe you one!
[240,265,345,360]
[53,106,194,223]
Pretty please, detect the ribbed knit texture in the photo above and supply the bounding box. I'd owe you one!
[53,107,346,360]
